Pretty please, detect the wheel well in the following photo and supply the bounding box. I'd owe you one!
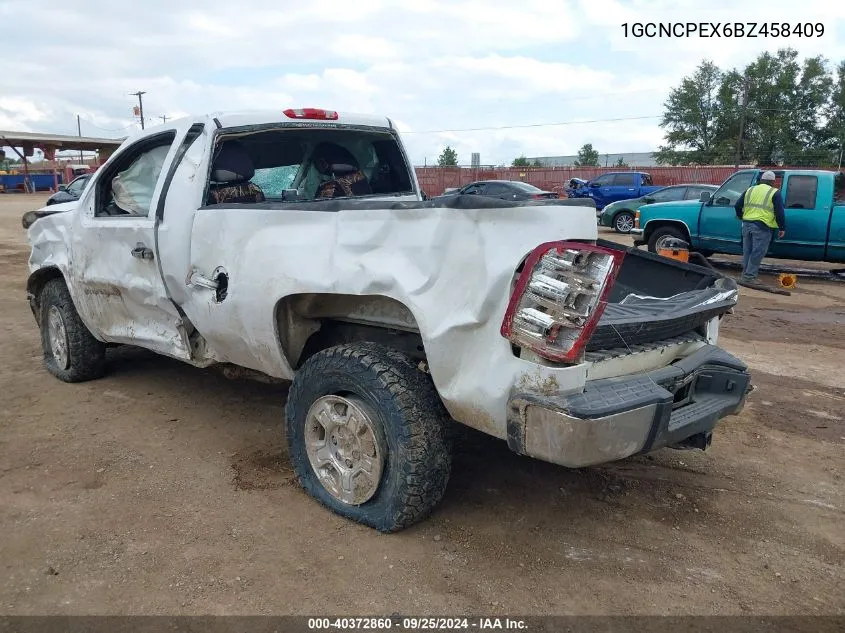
[26,267,65,322]
[275,293,425,369]
[643,220,690,243]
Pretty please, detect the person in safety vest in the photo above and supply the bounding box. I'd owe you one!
[733,171,786,284]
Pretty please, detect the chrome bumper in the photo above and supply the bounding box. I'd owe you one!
[506,345,751,468]
[630,228,644,236]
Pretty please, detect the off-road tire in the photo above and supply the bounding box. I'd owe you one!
[285,342,452,532]
[647,225,687,253]
[39,279,106,382]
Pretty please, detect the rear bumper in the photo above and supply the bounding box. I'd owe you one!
[506,345,750,468]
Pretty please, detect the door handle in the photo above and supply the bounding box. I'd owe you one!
[131,242,154,260]
[189,270,219,290]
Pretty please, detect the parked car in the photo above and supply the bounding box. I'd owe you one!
[22,108,750,532]
[632,169,845,262]
[45,174,91,206]
[567,172,662,210]
[435,180,558,201]
[598,184,718,233]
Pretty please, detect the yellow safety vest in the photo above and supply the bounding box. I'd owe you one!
[742,184,779,229]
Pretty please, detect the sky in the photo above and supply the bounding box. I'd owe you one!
[2,0,845,165]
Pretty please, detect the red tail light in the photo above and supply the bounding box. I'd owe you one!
[283,108,339,120]
[501,241,624,363]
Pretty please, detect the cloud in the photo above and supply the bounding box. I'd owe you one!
[1,0,843,164]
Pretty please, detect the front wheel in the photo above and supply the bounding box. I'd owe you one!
[39,279,106,382]
[613,211,635,233]
[285,342,452,532]
[647,225,687,254]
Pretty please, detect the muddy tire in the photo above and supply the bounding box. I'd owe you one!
[39,279,106,383]
[285,342,452,532]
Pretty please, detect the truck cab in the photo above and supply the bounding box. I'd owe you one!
[572,172,661,210]
[634,169,845,263]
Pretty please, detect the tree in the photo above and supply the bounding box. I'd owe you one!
[824,60,845,167]
[574,143,600,167]
[511,155,530,167]
[655,60,723,165]
[614,157,628,167]
[437,146,458,167]
[532,159,543,167]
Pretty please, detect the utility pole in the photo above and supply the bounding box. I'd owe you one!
[76,115,84,164]
[735,75,749,169]
[130,91,146,129]
[159,115,168,124]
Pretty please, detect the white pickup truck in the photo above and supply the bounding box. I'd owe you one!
[23,108,751,532]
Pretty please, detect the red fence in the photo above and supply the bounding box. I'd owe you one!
[415,166,756,197]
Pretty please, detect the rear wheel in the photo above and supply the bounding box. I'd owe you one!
[613,211,635,233]
[647,225,687,254]
[39,279,106,382]
[285,342,452,532]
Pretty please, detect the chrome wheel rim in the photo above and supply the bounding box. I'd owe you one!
[656,235,676,251]
[615,214,634,232]
[47,306,69,370]
[304,395,384,505]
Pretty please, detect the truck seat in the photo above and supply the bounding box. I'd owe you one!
[207,141,266,205]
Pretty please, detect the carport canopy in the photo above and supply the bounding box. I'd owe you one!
[0,130,125,192]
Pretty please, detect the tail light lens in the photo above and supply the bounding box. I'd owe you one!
[283,108,339,120]
[501,242,624,363]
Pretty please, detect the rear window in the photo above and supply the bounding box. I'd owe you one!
[784,175,818,209]
[207,127,414,204]
[509,181,542,193]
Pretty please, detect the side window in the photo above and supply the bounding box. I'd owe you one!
[684,186,706,200]
[642,174,653,186]
[783,175,818,209]
[612,173,636,186]
[711,172,757,207]
[462,183,484,195]
[95,133,175,217]
[651,187,683,202]
[591,175,611,186]
[484,183,510,196]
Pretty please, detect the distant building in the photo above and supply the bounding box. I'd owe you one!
[528,152,659,168]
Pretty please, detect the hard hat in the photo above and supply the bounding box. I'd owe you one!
[761,170,776,181]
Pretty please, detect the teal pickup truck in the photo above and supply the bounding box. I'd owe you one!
[632,169,845,263]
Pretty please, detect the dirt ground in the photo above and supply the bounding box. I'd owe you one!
[0,194,842,616]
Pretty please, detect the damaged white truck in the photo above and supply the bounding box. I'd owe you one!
[23,108,751,532]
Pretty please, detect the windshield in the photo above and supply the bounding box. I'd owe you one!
[207,128,414,204]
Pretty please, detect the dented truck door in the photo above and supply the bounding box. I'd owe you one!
[71,121,202,360]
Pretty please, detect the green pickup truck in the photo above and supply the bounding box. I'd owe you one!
[632,169,845,263]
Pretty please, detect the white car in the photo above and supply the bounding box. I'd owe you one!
[22,108,751,532]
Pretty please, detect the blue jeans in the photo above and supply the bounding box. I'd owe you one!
[741,221,773,281]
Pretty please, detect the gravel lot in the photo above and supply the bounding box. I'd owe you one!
[1,194,842,616]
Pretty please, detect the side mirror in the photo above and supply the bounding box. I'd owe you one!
[699,191,712,203]
[58,184,67,192]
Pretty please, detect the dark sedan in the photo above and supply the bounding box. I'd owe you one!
[46,174,91,206]
[435,180,558,202]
